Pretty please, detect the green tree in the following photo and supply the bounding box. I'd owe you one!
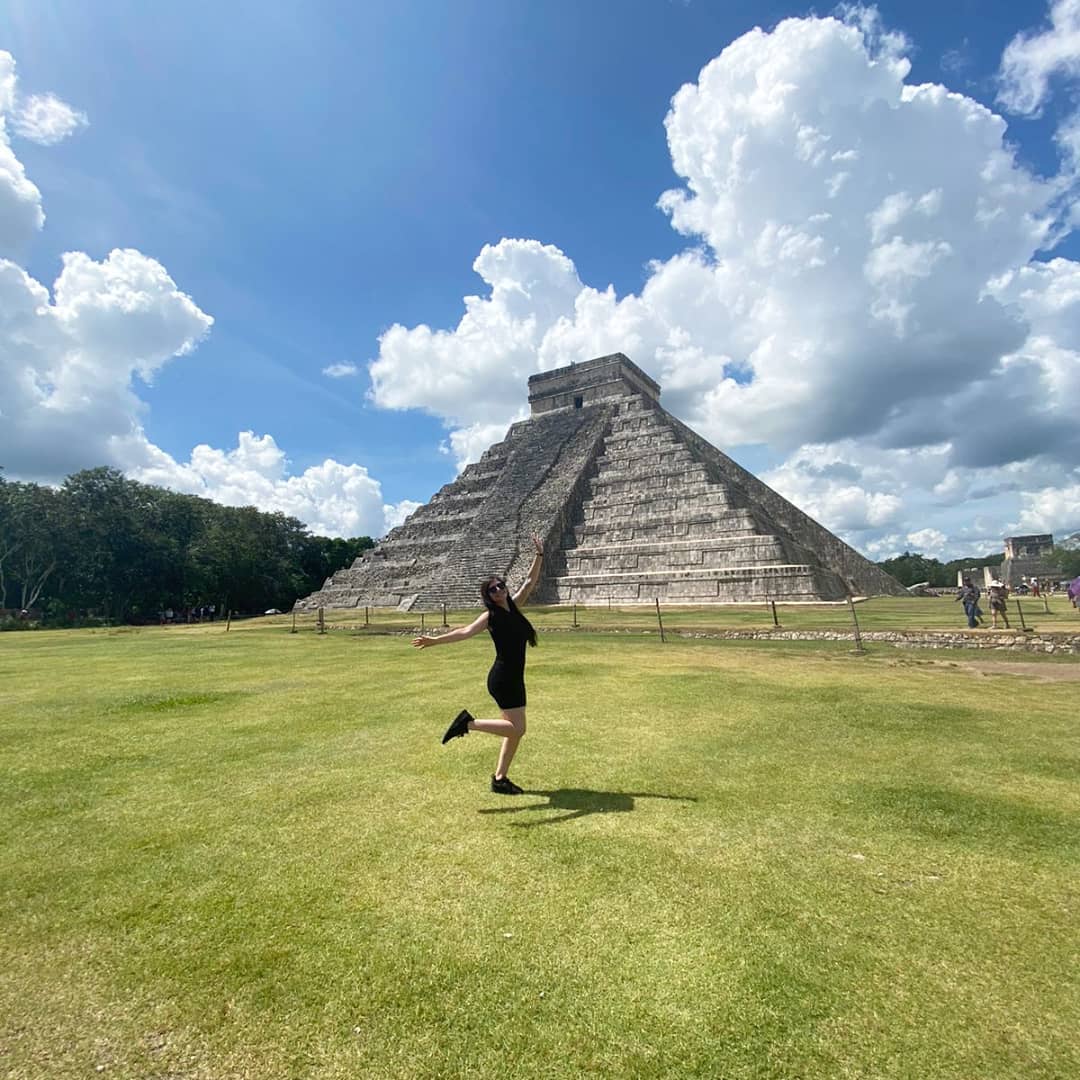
[60,468,175,621]
[190,504,312,614]
[2,466,379,623]
[0,473,16,609]
[1045,544,1080,580]
[877,551,948,587]
[298,534,374,594]
[0,480,64,611]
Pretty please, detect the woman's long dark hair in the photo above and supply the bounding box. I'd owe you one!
[481,578,537,647]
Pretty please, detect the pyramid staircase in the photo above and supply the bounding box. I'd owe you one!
[549,396,853,603]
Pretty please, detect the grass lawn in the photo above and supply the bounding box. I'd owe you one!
[1,625,1077,1078]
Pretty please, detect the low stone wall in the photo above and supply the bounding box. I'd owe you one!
[668,628,1080,654]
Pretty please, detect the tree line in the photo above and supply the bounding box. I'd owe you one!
[876,546,1080,588]
[0,468,374,626]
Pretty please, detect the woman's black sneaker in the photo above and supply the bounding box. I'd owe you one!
[442,709,473,744]
[491,775,524,795]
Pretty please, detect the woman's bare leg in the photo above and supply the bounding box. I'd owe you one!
[466,707,527,779]
[493,708,525,779]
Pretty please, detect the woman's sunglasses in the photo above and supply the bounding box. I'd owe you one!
[487,580,507,595]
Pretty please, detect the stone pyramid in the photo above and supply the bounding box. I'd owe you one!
[295,353,906,611]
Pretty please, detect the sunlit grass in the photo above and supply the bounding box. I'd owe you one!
[1,626,1077,1078]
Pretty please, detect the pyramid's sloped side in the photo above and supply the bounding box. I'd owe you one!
[293,444,512,610]
[550,396,853,603]
[666,414,908,597]
[294,403,615,611]
[410,403,615,609]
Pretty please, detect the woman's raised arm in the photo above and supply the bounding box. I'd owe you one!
[512,535,545,605]
[412,610,489,649]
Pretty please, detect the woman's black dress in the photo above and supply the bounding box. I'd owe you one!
[486,606,530,709]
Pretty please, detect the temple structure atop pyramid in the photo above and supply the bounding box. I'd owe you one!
[295,353,906,611]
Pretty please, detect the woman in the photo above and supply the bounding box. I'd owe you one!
[987,579,1011,630]
[412,536,544,795]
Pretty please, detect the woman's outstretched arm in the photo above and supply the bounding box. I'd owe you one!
[512,535,545,605]
[412,610,488,649]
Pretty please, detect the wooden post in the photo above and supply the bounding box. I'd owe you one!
[655,598,666,643]
[1015,599,1029,632]
[421,612,425,632]
[572,602,578,628]
[1043,595,1051,614]
[442,602,447,627]
[364,605,369,627]
[225,610,232,632]
[317,606,326,635]
[847,595,864,653]
[290,611,297,634]
[771,600,780,627]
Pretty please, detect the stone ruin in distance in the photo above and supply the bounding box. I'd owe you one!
[295,353,906,611]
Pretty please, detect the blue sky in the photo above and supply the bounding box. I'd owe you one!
[2,0,1079,558]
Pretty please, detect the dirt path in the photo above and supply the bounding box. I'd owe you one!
[886,657,1080,682]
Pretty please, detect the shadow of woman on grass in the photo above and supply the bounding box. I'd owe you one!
[478,788,696,827]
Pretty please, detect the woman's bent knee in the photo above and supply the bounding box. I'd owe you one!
[502,709,526,736]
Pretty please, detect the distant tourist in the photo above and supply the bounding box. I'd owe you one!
[412,536,545,796]
[1031,578,1041,598]
[955,579,982,628]
[987,579,1010,630]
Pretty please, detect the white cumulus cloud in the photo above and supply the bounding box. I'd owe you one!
[998,0,1080,115]
[370,238,583,427]
[0,51,407,541]
[0,248,213,481]
[1016,479,1080,534]
[13,92,88,145]
[364,11,1080,557]
[129,433,394,538]
[0,53,46,255]
[906,528,948,553]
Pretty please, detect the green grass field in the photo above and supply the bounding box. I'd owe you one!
[1,623,1077,1078]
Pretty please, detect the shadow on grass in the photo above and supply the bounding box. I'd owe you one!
[106,689,248,714]
[478,788,696,827]
[852,782,1080,858]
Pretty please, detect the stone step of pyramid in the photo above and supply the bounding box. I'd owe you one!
[593,445,691,471]
[372,535,463,553]
[571,507,758,542]
[562,549,770,574]
[426,490,487,508]
[588,465,712,493]
[580,490,737,519]
[565,540,792,574]
[552,563,847,603]
[608,415,668,436]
